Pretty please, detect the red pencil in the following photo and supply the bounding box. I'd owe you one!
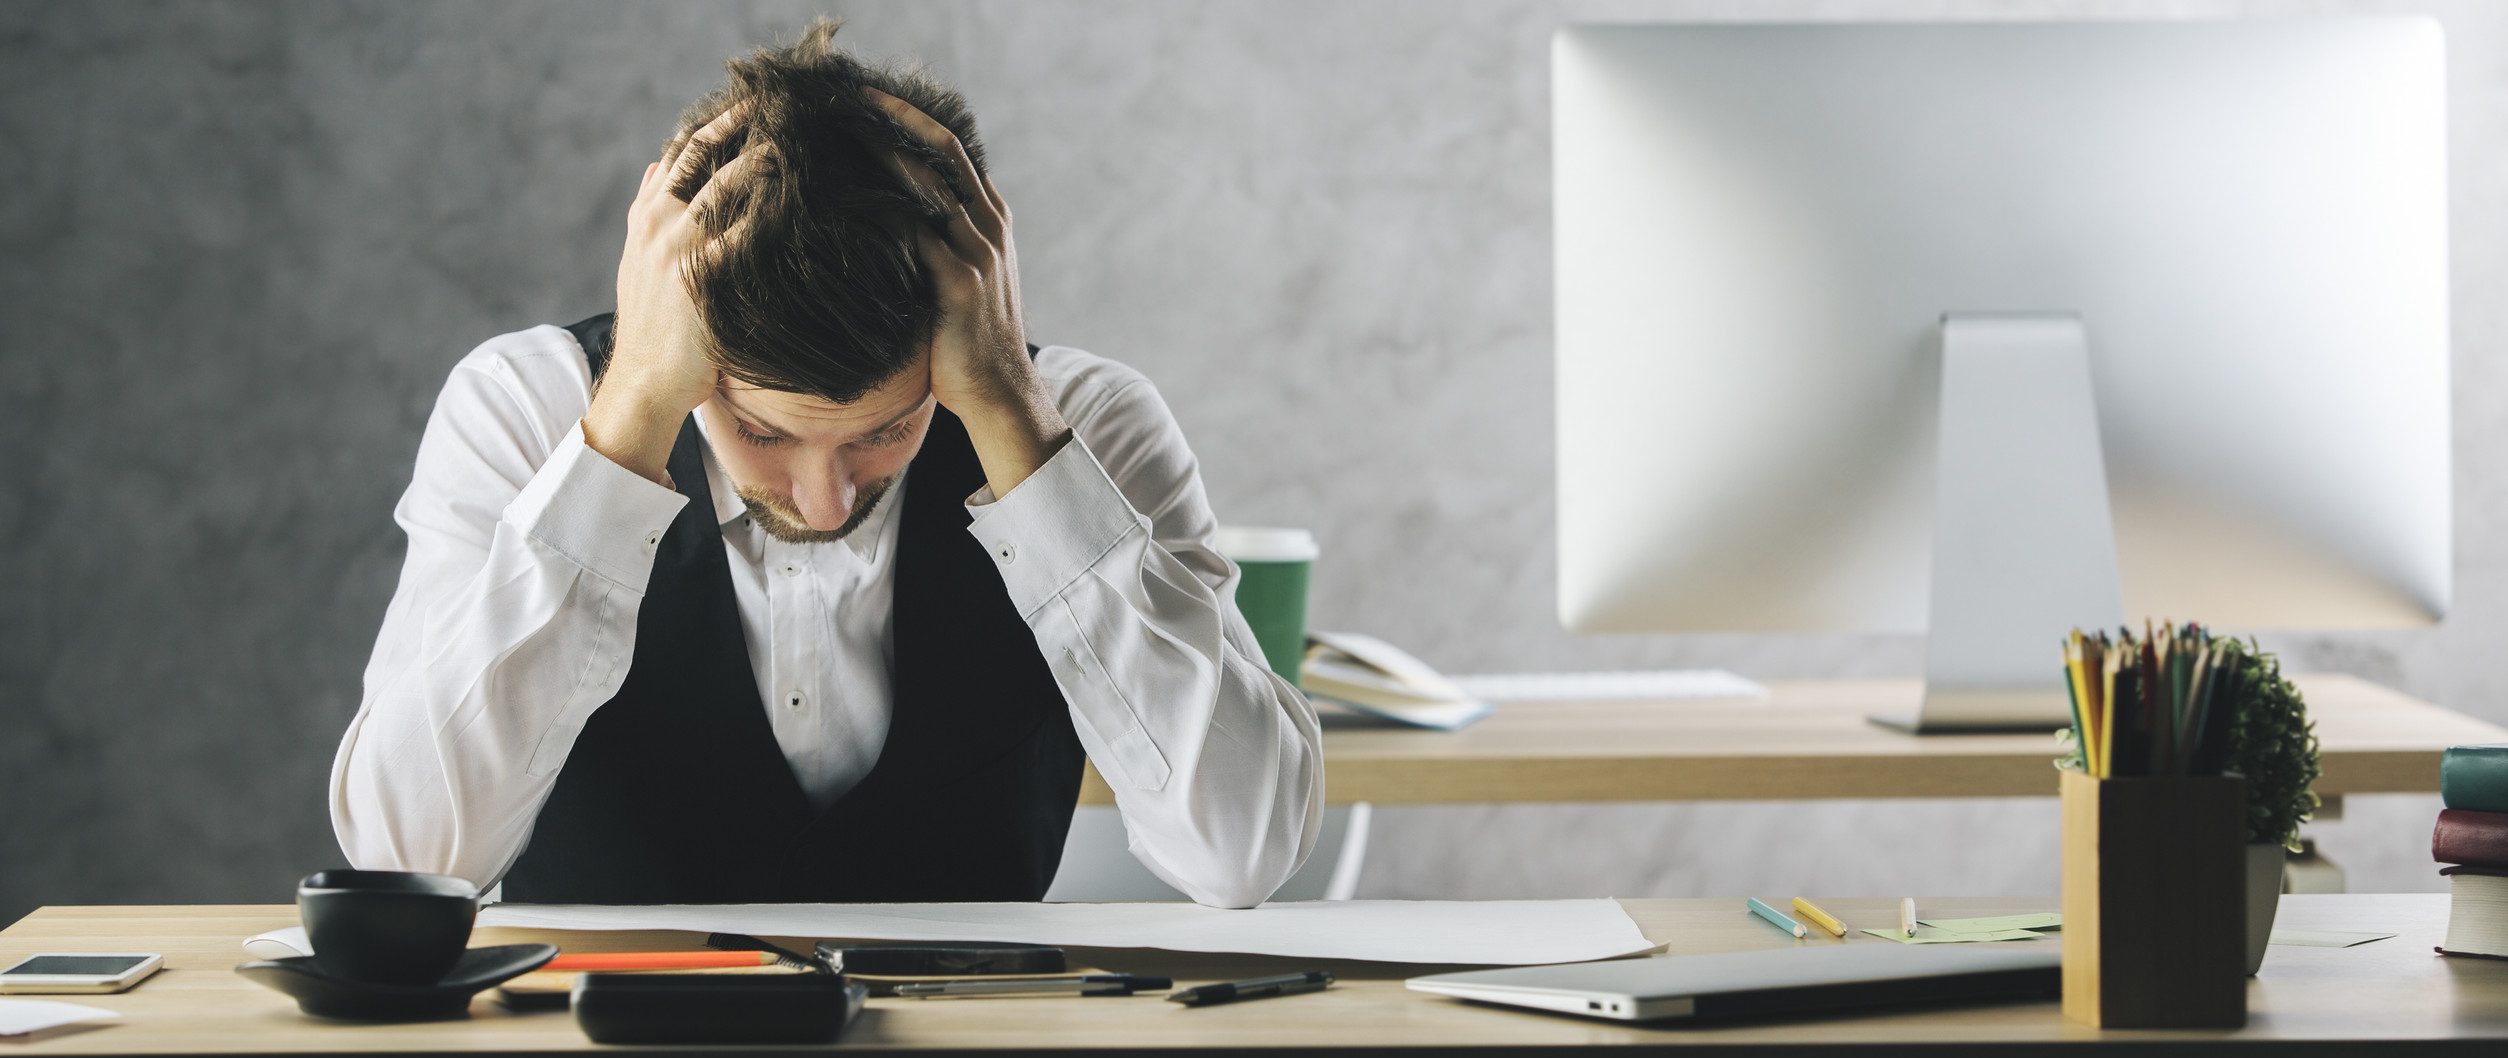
[543,950,786,971]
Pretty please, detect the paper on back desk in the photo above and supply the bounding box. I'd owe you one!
[476,899,1654,965]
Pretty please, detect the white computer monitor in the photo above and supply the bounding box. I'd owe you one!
[1552,19,2450,731]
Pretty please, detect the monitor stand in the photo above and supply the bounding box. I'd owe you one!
[1870,314,2126,735]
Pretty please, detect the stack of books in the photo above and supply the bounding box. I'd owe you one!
[2436,743,2508,960]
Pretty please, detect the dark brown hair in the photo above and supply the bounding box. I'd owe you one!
[667,18,984,403]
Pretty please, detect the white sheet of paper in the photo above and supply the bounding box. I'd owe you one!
[0,999,118,1038]
[477,899,1655,965]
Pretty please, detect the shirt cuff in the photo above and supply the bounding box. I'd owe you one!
[503,422,689,591]
[965,434,1146,616]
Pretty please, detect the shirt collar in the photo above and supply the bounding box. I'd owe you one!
[692,412,903,563]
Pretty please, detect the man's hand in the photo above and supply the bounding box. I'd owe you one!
[582,106,760,486]
[864,87,1072,499]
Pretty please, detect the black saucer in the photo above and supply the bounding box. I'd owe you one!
[236,943,557,1021]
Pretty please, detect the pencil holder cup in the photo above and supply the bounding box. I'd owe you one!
[2059,769,2247,1028]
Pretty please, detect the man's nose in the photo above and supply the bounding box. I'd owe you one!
[790,467,858,532]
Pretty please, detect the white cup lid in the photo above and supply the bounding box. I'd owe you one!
[1212,526,1318,562]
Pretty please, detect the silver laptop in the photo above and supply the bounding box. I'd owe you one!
[1408,943,2059,1023]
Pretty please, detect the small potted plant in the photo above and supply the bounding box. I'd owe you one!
[2214,637,2322,975]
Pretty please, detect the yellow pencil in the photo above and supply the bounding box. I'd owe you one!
[2098,643,2121,779]
[2082,632,2106,777]
[2064,634,2092,773]
[1791,897,1848,938]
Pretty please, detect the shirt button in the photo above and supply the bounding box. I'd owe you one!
[644,531,661,547]
[786,691,804,710]
[995,543,1017,564]
[780,563,801,578]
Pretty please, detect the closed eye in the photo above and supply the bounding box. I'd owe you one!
[851,425,911,448]
[732,419,786,447]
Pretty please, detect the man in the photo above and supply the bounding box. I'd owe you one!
[329,21,1322,909]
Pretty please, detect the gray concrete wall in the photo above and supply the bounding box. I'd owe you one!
[4,0,2500,922]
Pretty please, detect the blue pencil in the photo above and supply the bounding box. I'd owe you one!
[1747,897,1807,938]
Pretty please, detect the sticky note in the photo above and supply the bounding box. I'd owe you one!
[1859,926,2047,944]
[1919,913,2062,933]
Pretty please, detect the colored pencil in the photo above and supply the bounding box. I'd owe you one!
[1791,897,1849,937]
[543,951,787,972]
[1747,898,1807,938]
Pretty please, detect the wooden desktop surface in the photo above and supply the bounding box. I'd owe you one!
[1077,674,2508,805]
[2,895,2497,1054]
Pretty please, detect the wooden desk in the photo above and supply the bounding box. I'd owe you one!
[1080,674,2507,805]
[2,896,2498,1053]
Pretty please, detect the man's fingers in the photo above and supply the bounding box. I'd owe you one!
[717,208,762,257]
[664,102,746,174]
[685,145,768,237]
[916,226,981,294]
[940,200,990,264]
[851,124,983,258]
[976,172,1008,226]
[849,95,954,216]
[883,152,994,267]
[862,87,1003,240]
[885,149,953,212]
[665,102,751,203]
[632,161,662,208]
[689,207,764,276]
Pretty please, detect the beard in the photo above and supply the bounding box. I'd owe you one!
[736,475,898,544]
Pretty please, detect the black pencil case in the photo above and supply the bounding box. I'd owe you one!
[571,972,867,1045]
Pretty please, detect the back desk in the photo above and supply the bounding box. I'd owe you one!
[1074,674,2508,804]
[0,895,2498,1054]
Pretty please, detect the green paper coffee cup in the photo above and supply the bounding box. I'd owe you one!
[1214,526,1318,689]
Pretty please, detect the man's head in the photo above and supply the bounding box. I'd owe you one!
[665,19,984,542]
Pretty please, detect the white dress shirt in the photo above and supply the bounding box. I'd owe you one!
[329,324,1323,908]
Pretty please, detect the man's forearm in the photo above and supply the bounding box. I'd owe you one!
[958,385,1075,500]
[582,381,694,486]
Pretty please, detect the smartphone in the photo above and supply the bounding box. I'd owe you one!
[0,953,164,994]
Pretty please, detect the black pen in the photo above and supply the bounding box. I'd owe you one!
[892,974,1169,998]
[1167,970,1334,1007]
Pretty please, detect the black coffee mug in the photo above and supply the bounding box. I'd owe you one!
[298,869,479,986]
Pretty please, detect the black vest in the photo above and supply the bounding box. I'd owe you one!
[499,314,1084,903]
